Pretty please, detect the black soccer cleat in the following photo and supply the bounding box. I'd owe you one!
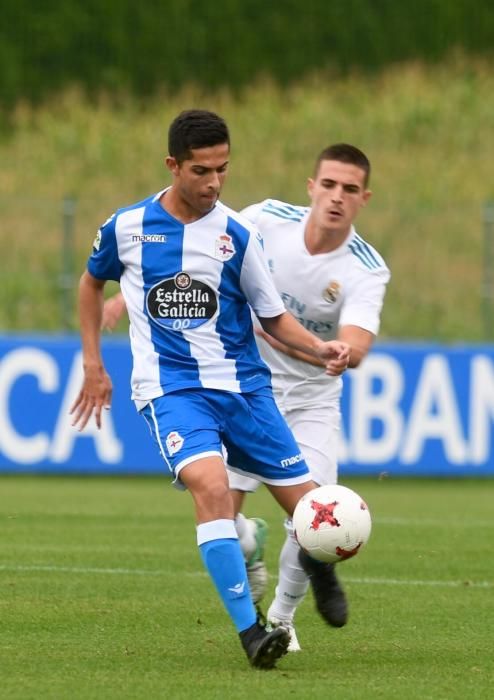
[239,620,290,669]
[298,549,348,628]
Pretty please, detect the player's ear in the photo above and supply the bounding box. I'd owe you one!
[307,177,314,199]
[362,189,372,207]
[166,156,180,176]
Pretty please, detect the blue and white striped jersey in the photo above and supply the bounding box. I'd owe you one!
[88,190,286,402]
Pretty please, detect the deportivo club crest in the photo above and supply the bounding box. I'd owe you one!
[166,431,184,455]
[323,281,341,304]
[215,234,235,261]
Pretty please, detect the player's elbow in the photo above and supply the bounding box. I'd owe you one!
[349,348,368,368]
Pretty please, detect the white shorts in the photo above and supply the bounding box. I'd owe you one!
[227,402,340,492]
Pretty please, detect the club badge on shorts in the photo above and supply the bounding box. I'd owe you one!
[166,431,184,455]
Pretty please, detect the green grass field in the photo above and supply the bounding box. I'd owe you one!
[0,476,492,699]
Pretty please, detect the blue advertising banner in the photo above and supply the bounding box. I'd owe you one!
[0,335,493,476]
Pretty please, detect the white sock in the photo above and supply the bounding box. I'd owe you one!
[267,519,309,622]
[234,512,257,562]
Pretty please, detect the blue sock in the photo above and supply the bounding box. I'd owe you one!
[197,519,257,633]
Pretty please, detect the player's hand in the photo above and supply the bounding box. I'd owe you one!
[101,293,126,332]
[316,340,351,376]
[70,366,113,430]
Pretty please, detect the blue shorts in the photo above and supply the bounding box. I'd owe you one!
[140,387,311,488]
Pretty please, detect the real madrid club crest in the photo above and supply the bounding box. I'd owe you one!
[215,234,235,262]
[323,281,341,304]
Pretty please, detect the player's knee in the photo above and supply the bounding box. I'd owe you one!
[197,477,232,510]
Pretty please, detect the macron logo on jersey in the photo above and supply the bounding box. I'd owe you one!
[228,581,246,595]
[132,233,167,243]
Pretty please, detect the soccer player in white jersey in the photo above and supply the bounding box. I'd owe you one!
[228,144,390,652]
[70,110,351,670]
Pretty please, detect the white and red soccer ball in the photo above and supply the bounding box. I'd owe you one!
[293,484,372,564]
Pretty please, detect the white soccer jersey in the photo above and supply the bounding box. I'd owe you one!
[88,190,286,402]
[242,199,390,409]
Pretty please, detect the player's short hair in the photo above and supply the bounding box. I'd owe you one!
[315,143,371,187]
[168,110,230,163]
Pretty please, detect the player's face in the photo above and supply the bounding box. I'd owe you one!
[166,143,230,218]
[307,160,371,236]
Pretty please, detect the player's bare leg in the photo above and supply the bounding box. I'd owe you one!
[266,479,317,517]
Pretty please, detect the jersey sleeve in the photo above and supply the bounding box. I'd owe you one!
[239,228,286,318]
[87,213,123,282]
[339,266,390,335]
[240,201,266,226]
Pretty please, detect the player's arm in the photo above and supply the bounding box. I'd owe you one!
[336,263,389,366]
[337,324,375,368]
[258,311,350,376]
[255,326,325,367]
[70,271,112,430]
[256,323,375,370]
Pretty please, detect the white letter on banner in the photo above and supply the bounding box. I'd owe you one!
[401,354,466,464]
[0,348,56,463]
[469,355,494,464]
[50,351,123,463]
[350,355,404,462]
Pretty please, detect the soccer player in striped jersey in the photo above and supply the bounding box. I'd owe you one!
[70,110,351,669]
[228,144,390,651]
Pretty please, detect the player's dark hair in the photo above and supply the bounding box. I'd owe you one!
[168,110,230,163]
[315,143,371,187]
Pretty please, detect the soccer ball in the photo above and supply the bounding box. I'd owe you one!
[293,484,372,564]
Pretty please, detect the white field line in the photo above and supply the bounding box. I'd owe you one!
[342,576,492,588]
[0,564,492,589]
[374,517,494,528]
[0,564,164,576]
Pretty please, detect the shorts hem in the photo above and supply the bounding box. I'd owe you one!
[173,450,223,490]
[227,465,312,488]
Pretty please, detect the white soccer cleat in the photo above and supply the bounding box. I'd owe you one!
[267,616,301,653]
